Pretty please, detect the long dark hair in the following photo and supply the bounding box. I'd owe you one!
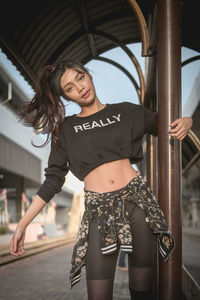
[17,58,90,148]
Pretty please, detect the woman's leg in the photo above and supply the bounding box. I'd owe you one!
[85,220,119,300]
[126,202,157,300]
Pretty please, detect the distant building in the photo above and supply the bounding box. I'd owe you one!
[0,60,74,234]
[182,70,200,228]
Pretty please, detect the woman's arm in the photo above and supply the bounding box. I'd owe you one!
[10,195,47,256]
[168,117,193,140]
[16,194,47,231]
[10,123,69,257]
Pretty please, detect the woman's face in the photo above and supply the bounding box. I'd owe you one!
[60,68,96,106]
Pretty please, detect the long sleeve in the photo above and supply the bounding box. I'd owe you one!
[124,101,158,137]
[142,106,158,137]
[36,129,69,203]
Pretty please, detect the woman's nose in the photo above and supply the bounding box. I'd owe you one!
[76,84,84,93]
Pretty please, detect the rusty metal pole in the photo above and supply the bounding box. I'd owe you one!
[144,54,158,193]
[157,0,182,299]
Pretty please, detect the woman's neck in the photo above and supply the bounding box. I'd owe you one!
[77,99,105,117]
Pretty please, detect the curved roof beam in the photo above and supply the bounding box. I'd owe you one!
[92,56,140,100]
[75,0,97,57]
[181,55,200,67]
[127,0,150,56]
[187,130,200,152]
[90,30,145,103]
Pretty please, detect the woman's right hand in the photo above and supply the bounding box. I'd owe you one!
[10,225,26,257]
[9,195,47,257]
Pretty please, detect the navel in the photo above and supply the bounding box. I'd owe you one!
[108,179,115,184]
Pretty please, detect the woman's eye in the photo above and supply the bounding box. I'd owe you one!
[67,87,72,93]
[79,75,84,80]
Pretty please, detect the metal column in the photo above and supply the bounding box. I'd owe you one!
[157,0,182,299]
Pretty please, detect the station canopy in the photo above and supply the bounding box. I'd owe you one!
[0,0,199,88]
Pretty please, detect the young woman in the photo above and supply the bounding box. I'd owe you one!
[10,59,193,300]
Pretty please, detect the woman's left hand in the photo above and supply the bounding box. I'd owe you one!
[168,117,193,141]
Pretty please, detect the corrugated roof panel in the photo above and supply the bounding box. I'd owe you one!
[86,0,130,22]
[56,35,90,63]
[0,0,199,89]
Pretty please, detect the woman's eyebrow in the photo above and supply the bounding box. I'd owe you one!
[63,71,83,89]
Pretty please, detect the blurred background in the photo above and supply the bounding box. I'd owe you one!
[0,1,199,299]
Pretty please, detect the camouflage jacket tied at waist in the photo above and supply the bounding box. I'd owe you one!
[69,174,175,289]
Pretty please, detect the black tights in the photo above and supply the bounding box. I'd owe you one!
[85,202,156,300]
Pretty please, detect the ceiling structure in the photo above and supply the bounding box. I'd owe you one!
[0,0,199,171]
[0,0,199,88]
[0,0,143,87]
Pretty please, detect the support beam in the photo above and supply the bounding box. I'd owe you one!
[93,56,140,100]
[77,0,98,57]
[144,7,159,297]
[187,130,200,151]
[157,1,182,299]
[91,30,145,103]
[144,3,158,191]
[127,0,150,56]
[181,55,200,67]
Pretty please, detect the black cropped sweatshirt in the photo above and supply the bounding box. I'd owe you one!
[36,101,158,203]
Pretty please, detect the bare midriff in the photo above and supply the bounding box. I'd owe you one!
[83,158,139,193]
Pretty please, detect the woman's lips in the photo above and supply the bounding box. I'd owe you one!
[82,90,90,98]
